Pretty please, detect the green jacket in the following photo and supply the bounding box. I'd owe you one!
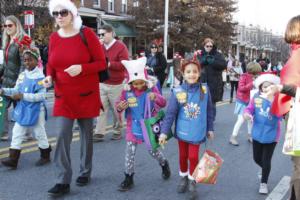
[0,41,24,88]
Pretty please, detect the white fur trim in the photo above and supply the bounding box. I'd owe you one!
[49,0,82,30]
[73,15,83,30]
[188,174,195,181]
[254,74,280,88]
[179,171,189,177]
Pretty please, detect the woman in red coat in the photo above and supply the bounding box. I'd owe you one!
[44,0,106,197]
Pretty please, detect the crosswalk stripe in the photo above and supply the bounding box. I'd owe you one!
[265,176,291,200]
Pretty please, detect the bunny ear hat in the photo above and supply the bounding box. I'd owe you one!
[121,57,157,91]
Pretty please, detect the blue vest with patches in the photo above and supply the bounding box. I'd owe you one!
[251,95,280,143]
[126,91,151,140]
[174,84,208,143]
[13,76,44,126]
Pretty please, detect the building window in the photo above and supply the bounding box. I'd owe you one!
[122,0,127,13]
[108,0,114,12]
[93,0,100,7]
[133,0,139,7]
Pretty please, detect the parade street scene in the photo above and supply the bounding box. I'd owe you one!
[0,0,299,200]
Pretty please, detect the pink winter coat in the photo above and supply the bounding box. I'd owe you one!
[116,86,166,144]
[236,73,254,104]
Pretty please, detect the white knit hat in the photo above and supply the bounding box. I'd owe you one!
[254,73,280,88]
[121,57,156,90]
[49,0,82,30]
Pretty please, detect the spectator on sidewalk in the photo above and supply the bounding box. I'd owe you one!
[0,15,29,141]
[256,52,270,72]
[146,43,167,93]
[228,59,243,103]
[45,0,106,197]
[196,38,227,122]
[93,24,129,142]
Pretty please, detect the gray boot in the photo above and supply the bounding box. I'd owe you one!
[188,180,198,200]
[177,176,188,193]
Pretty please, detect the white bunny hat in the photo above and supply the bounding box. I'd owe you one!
[121,57,156,90]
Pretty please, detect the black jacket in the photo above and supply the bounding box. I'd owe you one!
[198,47,227,102]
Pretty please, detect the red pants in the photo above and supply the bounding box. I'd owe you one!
[178,140,200,175]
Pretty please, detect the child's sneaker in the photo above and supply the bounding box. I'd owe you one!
[229,136,239,146]
[188,180,198,200]
[177,176,188,193]
[259,183,268,194]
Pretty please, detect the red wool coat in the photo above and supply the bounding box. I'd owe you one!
[47,27,106,119]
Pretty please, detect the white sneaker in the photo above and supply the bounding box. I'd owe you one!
[259,183,268,194]
[229,136,239,146]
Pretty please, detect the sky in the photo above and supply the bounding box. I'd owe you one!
[233,0,300,35]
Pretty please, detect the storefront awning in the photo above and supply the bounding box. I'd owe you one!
[102,20,136,38]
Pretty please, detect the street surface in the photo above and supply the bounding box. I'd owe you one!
[0,87,292,200]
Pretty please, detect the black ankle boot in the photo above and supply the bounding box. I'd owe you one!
[161,160,171,180]
[48,184,70,197]
[118,173,134,192]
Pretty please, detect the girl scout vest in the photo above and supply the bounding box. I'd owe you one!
[173,84,208,143]
[125,90,152,140]
[251,94,280,143]
[13,76,44,126]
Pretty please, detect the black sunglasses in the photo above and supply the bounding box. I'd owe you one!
[151,46,158,49]
[3,24,14,28]
[98,33,106,37]
[52,9,69,18]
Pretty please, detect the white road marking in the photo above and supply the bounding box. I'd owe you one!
[266,176,291,200]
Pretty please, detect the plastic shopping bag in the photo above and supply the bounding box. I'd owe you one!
[192,149,223,184]
[282,88,300,156]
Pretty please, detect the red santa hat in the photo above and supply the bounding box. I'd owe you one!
[121,57,156,90]
[49,0,82,30]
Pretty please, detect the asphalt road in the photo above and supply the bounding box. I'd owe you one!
[0,87,293,200]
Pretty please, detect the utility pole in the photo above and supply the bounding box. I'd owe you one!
[163,0,169,58]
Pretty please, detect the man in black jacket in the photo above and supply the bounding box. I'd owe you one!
[198,38,227,122]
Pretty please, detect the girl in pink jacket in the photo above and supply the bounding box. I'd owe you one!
[229,62,261,146]
[115,57,171,192]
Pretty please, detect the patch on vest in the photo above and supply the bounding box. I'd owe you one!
[128,97,137,107]
[176,92,187,104]
[184,102,200,119]
[202,86,207,94]
[254,98,263,108]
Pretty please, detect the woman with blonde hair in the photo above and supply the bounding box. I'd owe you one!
[45,0,106,197]
[0,15,29,141]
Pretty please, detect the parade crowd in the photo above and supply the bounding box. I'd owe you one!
[0,0,300,200]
